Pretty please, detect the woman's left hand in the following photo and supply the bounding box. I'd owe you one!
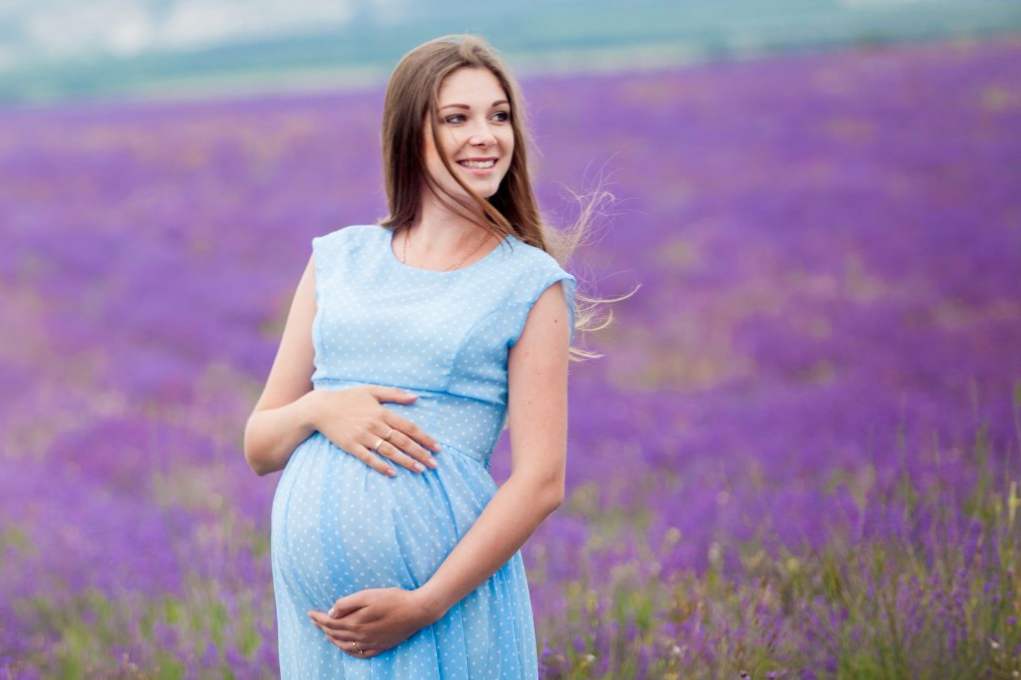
[307,587,438,658]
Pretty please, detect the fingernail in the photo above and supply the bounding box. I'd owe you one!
[427,457,438,468]
[414,462,425,472]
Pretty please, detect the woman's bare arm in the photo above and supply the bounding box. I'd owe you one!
[243,255,321,476]
[415,281,572,621]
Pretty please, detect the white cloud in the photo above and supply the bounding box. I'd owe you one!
[153,0,358,50]
[6,0,363,64]
[108,6,157,56]
[23,1,138,59]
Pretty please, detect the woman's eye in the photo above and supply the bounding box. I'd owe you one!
[444,112,511,124]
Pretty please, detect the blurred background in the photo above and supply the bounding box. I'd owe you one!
[2,1,1021,678]
[3,0,1021,104]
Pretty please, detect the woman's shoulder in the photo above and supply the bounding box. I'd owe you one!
[504,235,573,285]
[312,223,378,245]
[311,224,381,258]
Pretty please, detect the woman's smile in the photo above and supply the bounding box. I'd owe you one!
[456,157,499,175]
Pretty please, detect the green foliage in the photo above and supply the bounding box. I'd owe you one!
[10,395,1021,678]
[538,431,1021,679]
[7,580,272,678]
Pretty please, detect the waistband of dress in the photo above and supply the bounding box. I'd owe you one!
[312,378,504,466]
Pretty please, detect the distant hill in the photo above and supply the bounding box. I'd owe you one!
[1,0,1020,107]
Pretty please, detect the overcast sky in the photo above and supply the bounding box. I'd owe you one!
[0,0,413,70]
[1,0,1011,76]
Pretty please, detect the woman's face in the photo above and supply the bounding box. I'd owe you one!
[422,67,514,200]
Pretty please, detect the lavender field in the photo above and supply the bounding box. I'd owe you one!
[2,35,1021,678]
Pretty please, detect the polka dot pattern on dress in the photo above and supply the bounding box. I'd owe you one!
[270,224,576,678]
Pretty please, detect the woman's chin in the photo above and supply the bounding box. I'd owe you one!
[450,182,501,200]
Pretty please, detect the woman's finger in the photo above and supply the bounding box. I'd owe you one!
[327,593,367,620]
[323,626,362,644]
[370,421,437,468]
[319,627,381,658]
[323,633,367,656]
[341,641,382,658]
[381,412,442,452]
[366,437,429,474]
[366,385,419,404]
[347,441,397,477]
[309,610,362,634]
[375,426,438,470]
[356,648,382,658]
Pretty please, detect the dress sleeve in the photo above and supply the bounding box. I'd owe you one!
[506,260,578,349]
[310,234,328,308]
[310,227,352,307]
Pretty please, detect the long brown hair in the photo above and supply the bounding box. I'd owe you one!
[377,33,633,360]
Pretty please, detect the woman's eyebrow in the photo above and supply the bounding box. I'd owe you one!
[440,100,509,110]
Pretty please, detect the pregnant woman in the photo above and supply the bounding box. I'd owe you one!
[244,34,603,678]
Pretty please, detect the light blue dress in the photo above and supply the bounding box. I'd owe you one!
[270,223,577,679]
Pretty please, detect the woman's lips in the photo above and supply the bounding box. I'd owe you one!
[456,159,498,175]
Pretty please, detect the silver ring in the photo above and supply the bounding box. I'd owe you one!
[353,641,364,654]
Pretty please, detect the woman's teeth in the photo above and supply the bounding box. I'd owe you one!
[458,159,496,169]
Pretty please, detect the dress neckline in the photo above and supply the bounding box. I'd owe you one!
[382,225,509,276]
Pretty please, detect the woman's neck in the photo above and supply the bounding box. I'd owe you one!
[402,200,498,267]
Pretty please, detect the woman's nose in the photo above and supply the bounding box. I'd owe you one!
[467,123,498,145]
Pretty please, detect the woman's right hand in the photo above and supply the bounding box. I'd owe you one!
[309,385,442,477]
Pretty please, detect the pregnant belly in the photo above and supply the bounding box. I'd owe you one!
[270,432,498,606]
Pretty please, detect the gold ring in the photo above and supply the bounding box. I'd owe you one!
[371,436,385,452]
